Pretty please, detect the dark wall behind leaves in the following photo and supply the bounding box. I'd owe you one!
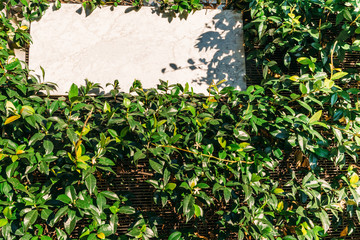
[1,0,360,239]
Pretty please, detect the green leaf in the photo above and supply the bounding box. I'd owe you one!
[300,84,307,94]
[65,186,76,202]
[223,187,232,203]
[56,194,72,204]
[332,71,348,80]
[118,206,136,215]
[43,140,54,155]
[29,133,45,146]
[343,10,352,21]
[149,159,163,174]
[194,204,203,217]
[183,194,194,214]
[168,231,182,240]
[85,174,97,195]
[165,183,176,191]
[297,100,313,113]
[333,127,342,142]
[24,210,38,231]
[0,219,8,227]
[100,191,119,201]
[53,206,69,225]
[40,209,52,221]
[41,236,52,240]
[123,98,131,108]
[309,110,322,124]
[283,236,297,240]
[234,129,250,141]
[273,188,284,194]
[315,148,329,158]
[297,57,312,65]
[331,94,338,106]
[5,61,20,71]
[64,210,76,235]
[67,128,78,145]
[243,184,252,201]
[103,101,111,113]
[284,52,291,68]
[309,62,315,72]
[68,83,79,101]
[55,0,61,9]
[6,161,18,178]
[319,209,330,232]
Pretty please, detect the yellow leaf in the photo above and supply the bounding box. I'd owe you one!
[19,25,28,30]
[288,13,295,18]
[97,232,105,239]
[301,225,307,235]
[218,137,226,149]
[11,155,18,162]
[309,110,322,124]
[67,152,75,162]
[324,79,334,89]
[277,201,284,211]
[76,145,82,159]
[4,115,21,125]
[16,150,25,155]
[350,173,359,187]
[207,97,217,103]
[340,226,348,237]
[273,188,284,194]
[77,155,90,162]
[289,75,299,81]
[216,79,227,86]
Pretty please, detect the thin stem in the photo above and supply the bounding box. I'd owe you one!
[330,41,338,80]
[350,14,360,26]
[75,107,93,160]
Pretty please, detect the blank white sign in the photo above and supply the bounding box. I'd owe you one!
[29,4,246,95]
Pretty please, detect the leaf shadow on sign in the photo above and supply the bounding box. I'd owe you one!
[160,12,246,91]
[150,7,189,23]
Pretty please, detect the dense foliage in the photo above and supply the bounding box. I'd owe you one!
[1,0,360,239]
[241,0,360,82]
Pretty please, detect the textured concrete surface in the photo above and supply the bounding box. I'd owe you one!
[29,4,246,95]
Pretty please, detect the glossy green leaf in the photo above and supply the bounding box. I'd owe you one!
[100,191,120,201]
[0,219,8,227]
[64,210,76,235]
[118,206,136,215]
[68,83,79,101]
[168,231,182,240]
[24,210,38,231]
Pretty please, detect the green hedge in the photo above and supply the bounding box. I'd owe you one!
[1,0,360,239]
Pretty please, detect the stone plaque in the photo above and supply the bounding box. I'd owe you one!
[29,4,246,95]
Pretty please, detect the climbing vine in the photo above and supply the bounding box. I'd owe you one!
[1,0,360,239]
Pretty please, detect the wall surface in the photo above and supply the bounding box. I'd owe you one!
[29,4,246,95]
